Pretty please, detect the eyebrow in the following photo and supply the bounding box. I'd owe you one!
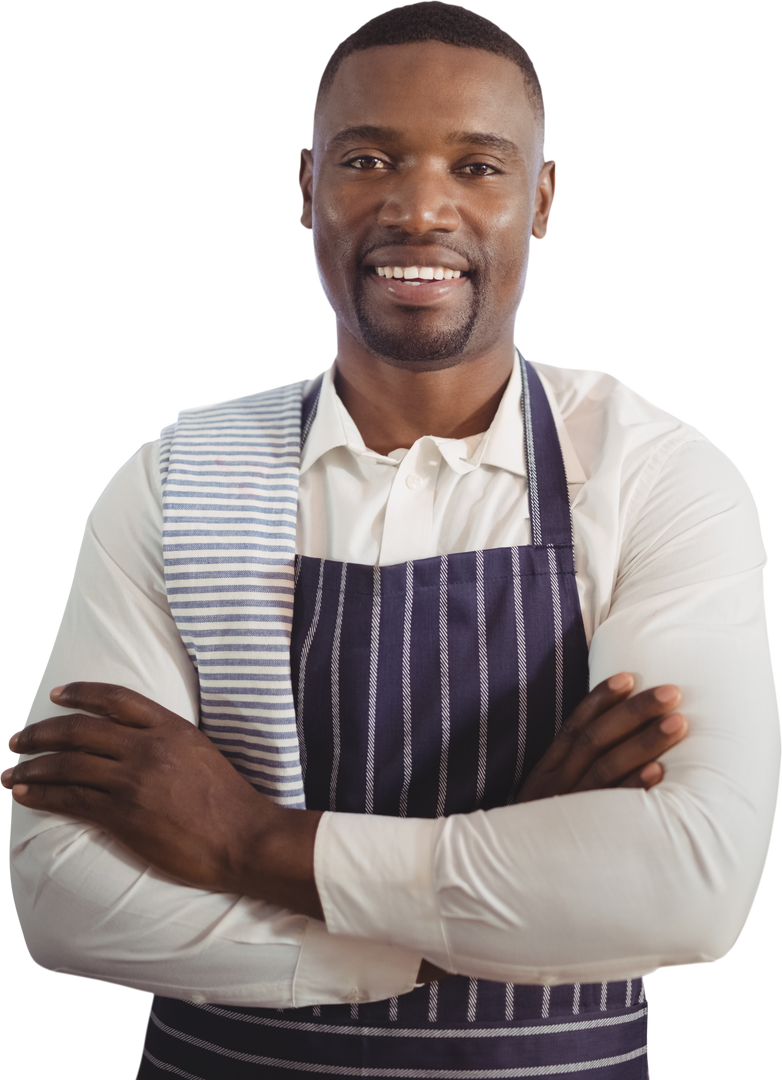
[327,125,521,159]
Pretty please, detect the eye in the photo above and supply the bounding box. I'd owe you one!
[459,162,500,177]
[345,156,389,170]
[341,156,501,174]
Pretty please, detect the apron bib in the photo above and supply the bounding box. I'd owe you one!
[141,358,648,1078]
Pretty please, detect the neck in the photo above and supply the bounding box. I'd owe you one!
[333,331,516,457]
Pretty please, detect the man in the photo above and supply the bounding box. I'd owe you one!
[5,3,779,1078]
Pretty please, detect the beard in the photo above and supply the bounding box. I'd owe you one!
[352,271,483,367]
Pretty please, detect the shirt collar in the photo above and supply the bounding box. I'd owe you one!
[299,358,586,485]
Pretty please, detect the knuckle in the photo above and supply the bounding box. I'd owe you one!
[50,752,73,779]
[58,784,92,815]
[620,695,647,720]
[104,684,134,709]
[142,734,176,769]
[575,724,601,752]
[587,756,614,787]
[61,713,87,742]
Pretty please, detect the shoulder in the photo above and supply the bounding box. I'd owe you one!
[157,375,311,434]
[533,360,764,572]
[533,360,679,422]
[532,361,700,479]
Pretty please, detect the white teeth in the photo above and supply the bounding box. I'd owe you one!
[373,265,466,280]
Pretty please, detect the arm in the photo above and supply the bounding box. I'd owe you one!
[8,443,420,1006]
[312,438,780,982]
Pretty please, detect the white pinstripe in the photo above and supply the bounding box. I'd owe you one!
[519,356,541,546]
[467,977,478,1023]
[509,546,528,801]
[296,558,325,783]
[148,1012,649,1075]
[572,984,580,1016]
[541,987,551,1019]
[599,984,608,1012]
[365,565,381,814]
[436,556,450,819]
[400,560,414,818]
[329,563,347,812]
[546,546,564,736]
[428,981,439,1024]
[474,550,489,809]
[505,984,514,1022]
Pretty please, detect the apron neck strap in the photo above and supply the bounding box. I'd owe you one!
[519,352,573,548]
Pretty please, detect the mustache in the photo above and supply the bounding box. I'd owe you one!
[356,236,480,271]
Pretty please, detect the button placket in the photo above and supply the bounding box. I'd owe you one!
[379,439,440,565]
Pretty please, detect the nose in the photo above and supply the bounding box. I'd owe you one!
[377,167,460,234]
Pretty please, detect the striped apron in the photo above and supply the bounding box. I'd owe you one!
[140,359,649,1078]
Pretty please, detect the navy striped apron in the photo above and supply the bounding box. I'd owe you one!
[140,360,649,1078]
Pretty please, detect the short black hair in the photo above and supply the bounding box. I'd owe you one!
[317,2,544,129]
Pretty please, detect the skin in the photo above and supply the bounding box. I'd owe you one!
[3,42,688,981]
[295,39,557,455]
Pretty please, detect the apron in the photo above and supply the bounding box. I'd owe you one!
[140,358,649,1078]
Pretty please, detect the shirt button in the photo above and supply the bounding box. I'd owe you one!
[344,988,363,1003]
[406,473,425,491]
[190,992,207,1005]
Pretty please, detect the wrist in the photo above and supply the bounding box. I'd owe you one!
[228,801,325,919]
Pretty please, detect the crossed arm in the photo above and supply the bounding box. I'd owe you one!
[6,436,780,1004]
[2,675,687,926]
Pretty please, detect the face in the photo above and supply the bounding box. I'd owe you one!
[300,42,554,371]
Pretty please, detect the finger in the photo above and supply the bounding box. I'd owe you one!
[573,713,688,792]
[618,762,665,790]
[547,689,680,795]
[9,713,132,758]
[2,750,119,792]
[47,682,175,729]
[9,777,114,822]
[559,673,636,738]
[570,684,681,758]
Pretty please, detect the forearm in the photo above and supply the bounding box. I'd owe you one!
[11,801,421,1006]
[235,807,449,984]
[315,775,773,985]
[229,799,324,920]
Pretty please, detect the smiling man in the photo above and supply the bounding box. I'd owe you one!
[306,18,546,457]
[5,4,780,1079]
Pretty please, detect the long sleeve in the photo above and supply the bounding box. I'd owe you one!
[314,436,780,983]
[9,441,420,1006]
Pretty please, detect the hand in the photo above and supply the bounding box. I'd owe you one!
[515,673,687,803]
[2,683,324,917]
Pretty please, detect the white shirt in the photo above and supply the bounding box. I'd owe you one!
[10,360,780,1006]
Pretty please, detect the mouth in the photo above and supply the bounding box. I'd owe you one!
[365,263,470,306]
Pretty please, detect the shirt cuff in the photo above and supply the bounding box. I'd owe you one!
[313,810,451,970]
[291,916,421,1008]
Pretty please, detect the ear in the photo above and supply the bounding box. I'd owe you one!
[300,149,314,230]
[532,160,555,239]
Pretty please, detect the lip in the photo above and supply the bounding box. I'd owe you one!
[362,245,471,273]
[366,269,469,307]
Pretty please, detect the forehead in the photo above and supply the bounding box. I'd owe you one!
[314,41,541,160]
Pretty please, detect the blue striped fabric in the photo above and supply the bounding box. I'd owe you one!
[159,381,307,807]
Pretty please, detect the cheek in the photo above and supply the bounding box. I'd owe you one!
[312,200,362,293]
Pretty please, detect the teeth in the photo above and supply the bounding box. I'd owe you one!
[373,265,466,281]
